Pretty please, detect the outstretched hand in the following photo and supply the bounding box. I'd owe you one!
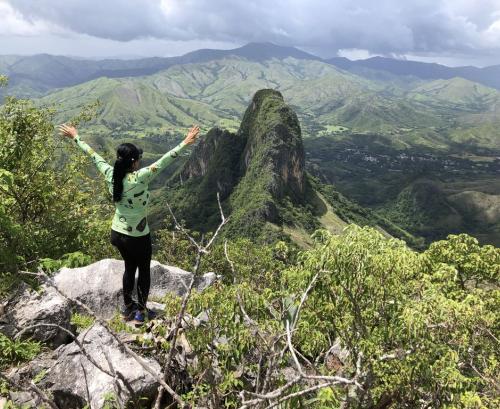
[58,124,78,139]
[183,125,200,145]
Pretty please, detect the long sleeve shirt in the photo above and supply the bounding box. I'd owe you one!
[73,134,187,236]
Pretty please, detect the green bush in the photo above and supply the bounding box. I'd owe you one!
[0,87,114,280]
[153,227,498,408]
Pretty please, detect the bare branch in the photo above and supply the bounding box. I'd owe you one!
[155,192,228,407]
[203,192,229,251]
[80,361,92,409]
[379,349,412,361]
[264,381,340,409]
[164,201,201,252]
[292,272,319,330]
[20,269,186,408]
[239,376,301,408]
[239,320,357,409]
[286,320,304,376]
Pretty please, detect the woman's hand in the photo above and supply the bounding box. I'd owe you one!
[183,125,200,145]
[58,124,78,139]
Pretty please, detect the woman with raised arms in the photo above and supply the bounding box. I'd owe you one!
[58,124,200,323]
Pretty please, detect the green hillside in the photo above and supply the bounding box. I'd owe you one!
[21,56,500,246]
[39,77,236,138]
[408,77,498,111]
[151,89,421,247]
[38,56,500,153]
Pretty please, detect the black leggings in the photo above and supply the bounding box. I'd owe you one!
[110,229,152,310]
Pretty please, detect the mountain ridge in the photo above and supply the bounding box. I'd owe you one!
[3,42,500,99]
[2,45,498,246]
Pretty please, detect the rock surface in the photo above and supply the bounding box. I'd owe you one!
[9,324,162,409]
[0,283,72,347]
[0,259,218,346]
[54,258,217,318]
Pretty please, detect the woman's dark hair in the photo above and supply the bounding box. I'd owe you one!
[112,143,143,202]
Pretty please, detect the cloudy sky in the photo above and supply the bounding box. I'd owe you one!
[2,0,500,67]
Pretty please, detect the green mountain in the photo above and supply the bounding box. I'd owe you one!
[376,179,500,246]
[327,55,500,90]
[156,88,318,242]
[151,89,421,247]
[4,43,500,101]
[0,43,320,98]
[407,77,499,112]
[4,51,499,246]
[39,76,234,138]
[37,56,500,152]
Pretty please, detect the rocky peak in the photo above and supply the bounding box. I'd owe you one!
[178,89,306,203]
[178,127,246,201]
[238,89,306,202]
[168,89,311,238]
[180,127,229,180]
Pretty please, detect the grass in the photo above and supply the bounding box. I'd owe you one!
[316,193,349,234]
[0,333,41,370]
[318,124,349,136]
[70,313,95,332]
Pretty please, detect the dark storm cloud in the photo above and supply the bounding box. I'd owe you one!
[5,0,500,57]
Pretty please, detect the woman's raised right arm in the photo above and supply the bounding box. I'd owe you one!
[58,124,113,181]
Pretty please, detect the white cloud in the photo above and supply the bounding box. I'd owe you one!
[484,18,500,45]
[337,49,379,60]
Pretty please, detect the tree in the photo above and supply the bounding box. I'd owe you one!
[0,84,114,280]
[284,226,499,408]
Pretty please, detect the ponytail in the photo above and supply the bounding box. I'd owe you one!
[112,158,128,202]
[112,143,142,202]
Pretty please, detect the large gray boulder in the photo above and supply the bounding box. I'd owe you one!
[0,283,72,347]
[54,258,217,318]
[9,323,162,409]
[0,259,217,348]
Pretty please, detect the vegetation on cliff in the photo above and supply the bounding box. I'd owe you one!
[159,89,421,246]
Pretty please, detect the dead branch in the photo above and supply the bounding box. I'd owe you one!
[19,270,186,408]
[238,270,360,409]
[154,191,228,408]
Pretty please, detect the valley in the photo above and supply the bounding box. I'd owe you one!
[1,44,499,246]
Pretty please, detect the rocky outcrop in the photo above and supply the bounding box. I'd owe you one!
[0,259,218,346]
[178,127,246,201]
[238,89,306,202]
[168,89,310,236]
[54,258,217,319]
[8,324,161,409]
[0,283,73,347]
[178,90,306,204]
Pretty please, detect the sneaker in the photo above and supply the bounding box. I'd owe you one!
[133,308,157,324]
[121,302,138,321]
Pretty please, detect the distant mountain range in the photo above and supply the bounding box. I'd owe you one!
[35,54,500,153]
[1,42,499,246]
[2,42,500,99]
